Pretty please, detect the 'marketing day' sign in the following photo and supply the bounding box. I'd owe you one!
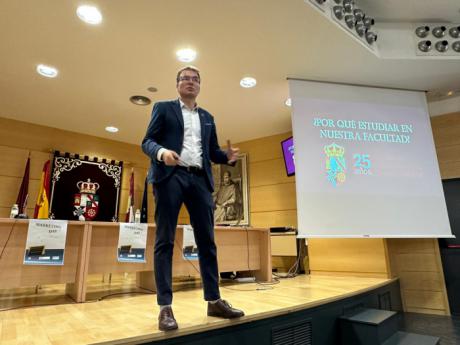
[24,219,68,265]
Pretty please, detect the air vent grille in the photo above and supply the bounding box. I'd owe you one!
[272,319,312,345]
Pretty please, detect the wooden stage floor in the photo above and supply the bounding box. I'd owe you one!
[0,274,393,345]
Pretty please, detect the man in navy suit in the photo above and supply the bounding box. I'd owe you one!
[142,66,244,331]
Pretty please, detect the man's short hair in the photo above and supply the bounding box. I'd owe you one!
[223,171,231,177]
[176,66,201,84]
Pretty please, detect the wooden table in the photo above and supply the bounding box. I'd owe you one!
[0,219,271,302]
[0,218,88,301]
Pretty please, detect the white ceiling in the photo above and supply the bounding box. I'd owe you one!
[359,0,460,23]
[1,0,460,146]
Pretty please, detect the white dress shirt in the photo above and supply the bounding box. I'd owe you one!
[157,99,203,168]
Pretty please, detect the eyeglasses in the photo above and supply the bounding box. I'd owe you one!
[178,76,200,83]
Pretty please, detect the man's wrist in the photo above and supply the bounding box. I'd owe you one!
[157,148,166,161]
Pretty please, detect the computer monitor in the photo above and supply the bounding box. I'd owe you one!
[119,245,132,255]
[281,136,295,176]
[28,245,45,256]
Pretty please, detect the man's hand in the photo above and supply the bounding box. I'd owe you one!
[162,149,180,166]
[226,140,239,163]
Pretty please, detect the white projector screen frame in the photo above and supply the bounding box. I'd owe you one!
[289,78,453,238]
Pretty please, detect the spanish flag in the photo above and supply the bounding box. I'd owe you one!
[34,160,51,219]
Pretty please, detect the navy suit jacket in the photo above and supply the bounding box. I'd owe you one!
[141,99,230,192]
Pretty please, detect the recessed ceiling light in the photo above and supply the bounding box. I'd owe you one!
[36,64,58,78]
[76,5,102,25]
[130,95,151,106]
[240,77,257,88]
[105,126,119,133]
[285,98,292,107]
[147,86,158,93]
[176,48,197,62]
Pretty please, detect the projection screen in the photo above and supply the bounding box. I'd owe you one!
[288,79,453,238]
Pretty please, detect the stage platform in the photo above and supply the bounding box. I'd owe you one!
[0,275,401,345]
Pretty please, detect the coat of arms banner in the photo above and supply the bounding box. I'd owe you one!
[49,151,123,222]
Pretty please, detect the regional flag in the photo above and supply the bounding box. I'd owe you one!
[16,157,30,215]
[125,168,134,222]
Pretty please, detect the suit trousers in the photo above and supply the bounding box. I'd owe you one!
[153,168,220,306]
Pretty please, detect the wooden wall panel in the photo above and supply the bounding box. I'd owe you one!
[237,132,290,162]
[249,158,295,187]
[120,167,148,191]
[394,253,439,272]
[403,290,447,312]
[435,145,460,163]
[431,112,460,128]
[432,112,460,180]
[250,183,297,212]
[431,127,460,147]
[0,118,149,168]
[386,238,438,253]
[0,176,40,209]
[0,146,31,177]
[271,233,297,256]
[250,210,297,228]
[431,112,460,148]
[399,271,445,291]
[438,161,460,179]
[308,238,388,276]
[386,238,450,315]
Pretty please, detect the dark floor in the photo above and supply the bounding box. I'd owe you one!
[399,312,460,345]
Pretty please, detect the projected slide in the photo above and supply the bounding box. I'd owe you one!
[289,79,453,238]
[313,114,416,189]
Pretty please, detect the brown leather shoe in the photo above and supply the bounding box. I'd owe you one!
[158,306,178,331]
[207,299,244,319]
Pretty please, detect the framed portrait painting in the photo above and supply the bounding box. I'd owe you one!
[212,153,249,226]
